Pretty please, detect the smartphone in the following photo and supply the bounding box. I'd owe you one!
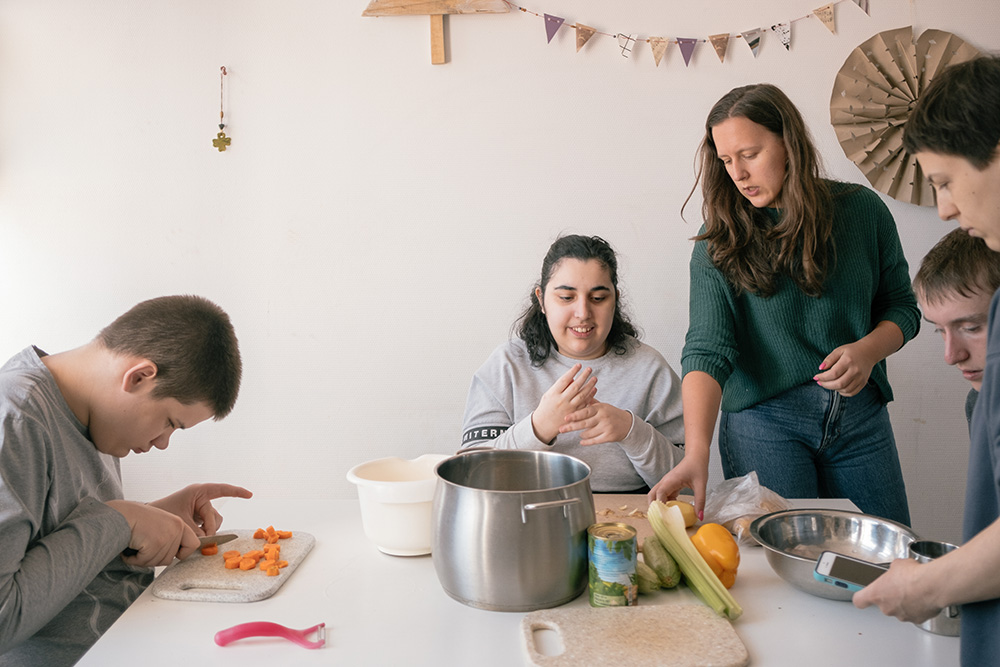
[813,551,889,592]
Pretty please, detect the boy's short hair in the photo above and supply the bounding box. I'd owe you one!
[903,55,1000,170]
[97,295,241,418]
[913,229,1000,305]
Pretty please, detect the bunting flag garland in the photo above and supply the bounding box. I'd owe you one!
[709,33,730,63]
[742,28,764,57]
[649,37,670,67]
[618,33,637,58]
[498,0,865,67]
[771,22,791,50]
[815,4,836,33]
[677,38,699,67]
[544,13,564,43]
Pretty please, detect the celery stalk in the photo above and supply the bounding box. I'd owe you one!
[648,501,743,620]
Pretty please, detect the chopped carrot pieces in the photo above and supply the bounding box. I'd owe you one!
[200,544,219,556]
[224,526,295,575]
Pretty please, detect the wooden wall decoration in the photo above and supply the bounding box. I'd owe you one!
[362,0,509,65]
[831,27,980,206]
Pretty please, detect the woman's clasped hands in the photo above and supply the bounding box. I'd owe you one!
[531,363,631,446]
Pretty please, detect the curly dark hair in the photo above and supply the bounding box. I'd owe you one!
[516,235,638,366]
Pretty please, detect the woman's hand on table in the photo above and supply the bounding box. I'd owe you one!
[647,454,709,520]
[560,399,632,445]
[531,363,597,443]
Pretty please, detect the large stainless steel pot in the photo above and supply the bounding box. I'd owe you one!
[432,449,594,612]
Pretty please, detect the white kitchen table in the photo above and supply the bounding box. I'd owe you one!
[77,496,959,666]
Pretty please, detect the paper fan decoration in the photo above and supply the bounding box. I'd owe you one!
[830,27,980,206]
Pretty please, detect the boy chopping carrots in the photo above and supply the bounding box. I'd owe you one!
[0,295,252,665]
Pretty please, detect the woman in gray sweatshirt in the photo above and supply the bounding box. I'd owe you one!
[461,235,684,492]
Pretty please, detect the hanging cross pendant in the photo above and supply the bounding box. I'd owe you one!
[213,131,231,152]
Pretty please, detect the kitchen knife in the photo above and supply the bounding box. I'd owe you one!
[123,533,239,558]
[199,533,238,549]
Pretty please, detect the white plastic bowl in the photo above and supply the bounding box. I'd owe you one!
[346,454,450,556]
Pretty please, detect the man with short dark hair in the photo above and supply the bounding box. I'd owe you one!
[854,56,1000,666]
[0,295,252,665]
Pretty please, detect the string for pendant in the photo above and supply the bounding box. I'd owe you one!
[212,66,232,151]
[219,65,227,130]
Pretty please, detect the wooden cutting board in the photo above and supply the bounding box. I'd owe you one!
[593,494,685,546]
[150,529,315,603]
[522,603,749,667]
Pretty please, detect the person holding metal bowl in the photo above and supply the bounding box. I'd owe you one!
[854,55,1000,666]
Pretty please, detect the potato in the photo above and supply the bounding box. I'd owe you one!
[666,500,697,527]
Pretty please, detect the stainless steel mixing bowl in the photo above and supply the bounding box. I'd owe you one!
[750,509,920,601]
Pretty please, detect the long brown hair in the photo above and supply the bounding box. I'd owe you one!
[684,84,833,297]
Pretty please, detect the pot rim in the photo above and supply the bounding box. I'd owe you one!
[434,449,591,493]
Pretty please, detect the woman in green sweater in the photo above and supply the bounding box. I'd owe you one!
[649,84,919,525]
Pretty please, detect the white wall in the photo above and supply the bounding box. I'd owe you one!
[1,0,995,544]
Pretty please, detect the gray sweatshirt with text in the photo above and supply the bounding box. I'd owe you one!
[462,337,684,491]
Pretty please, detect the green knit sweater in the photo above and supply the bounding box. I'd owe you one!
[681,181,920,413]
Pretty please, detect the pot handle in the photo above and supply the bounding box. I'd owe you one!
[521,498,580,523]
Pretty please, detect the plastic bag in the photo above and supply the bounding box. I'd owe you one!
[703,471,790,547]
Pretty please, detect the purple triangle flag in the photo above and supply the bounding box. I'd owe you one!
[677,38,698,67]
[544,14,565,44]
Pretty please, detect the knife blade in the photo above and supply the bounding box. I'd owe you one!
[123,533,240,559]
[199,533,239,549]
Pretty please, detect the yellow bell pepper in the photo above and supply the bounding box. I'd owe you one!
[690,523,740,589]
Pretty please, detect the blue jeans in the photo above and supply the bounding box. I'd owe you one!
[719,382,910,526]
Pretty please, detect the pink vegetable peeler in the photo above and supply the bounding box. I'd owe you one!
[214,621,326,649]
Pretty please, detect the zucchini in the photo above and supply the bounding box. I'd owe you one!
[642,535,682,588]
[636,560,662,595]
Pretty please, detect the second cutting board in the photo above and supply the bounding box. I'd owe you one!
[522,603,750,667]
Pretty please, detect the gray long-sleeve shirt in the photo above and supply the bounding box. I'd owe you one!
[0,347,151,666]
[462,337,684,491]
